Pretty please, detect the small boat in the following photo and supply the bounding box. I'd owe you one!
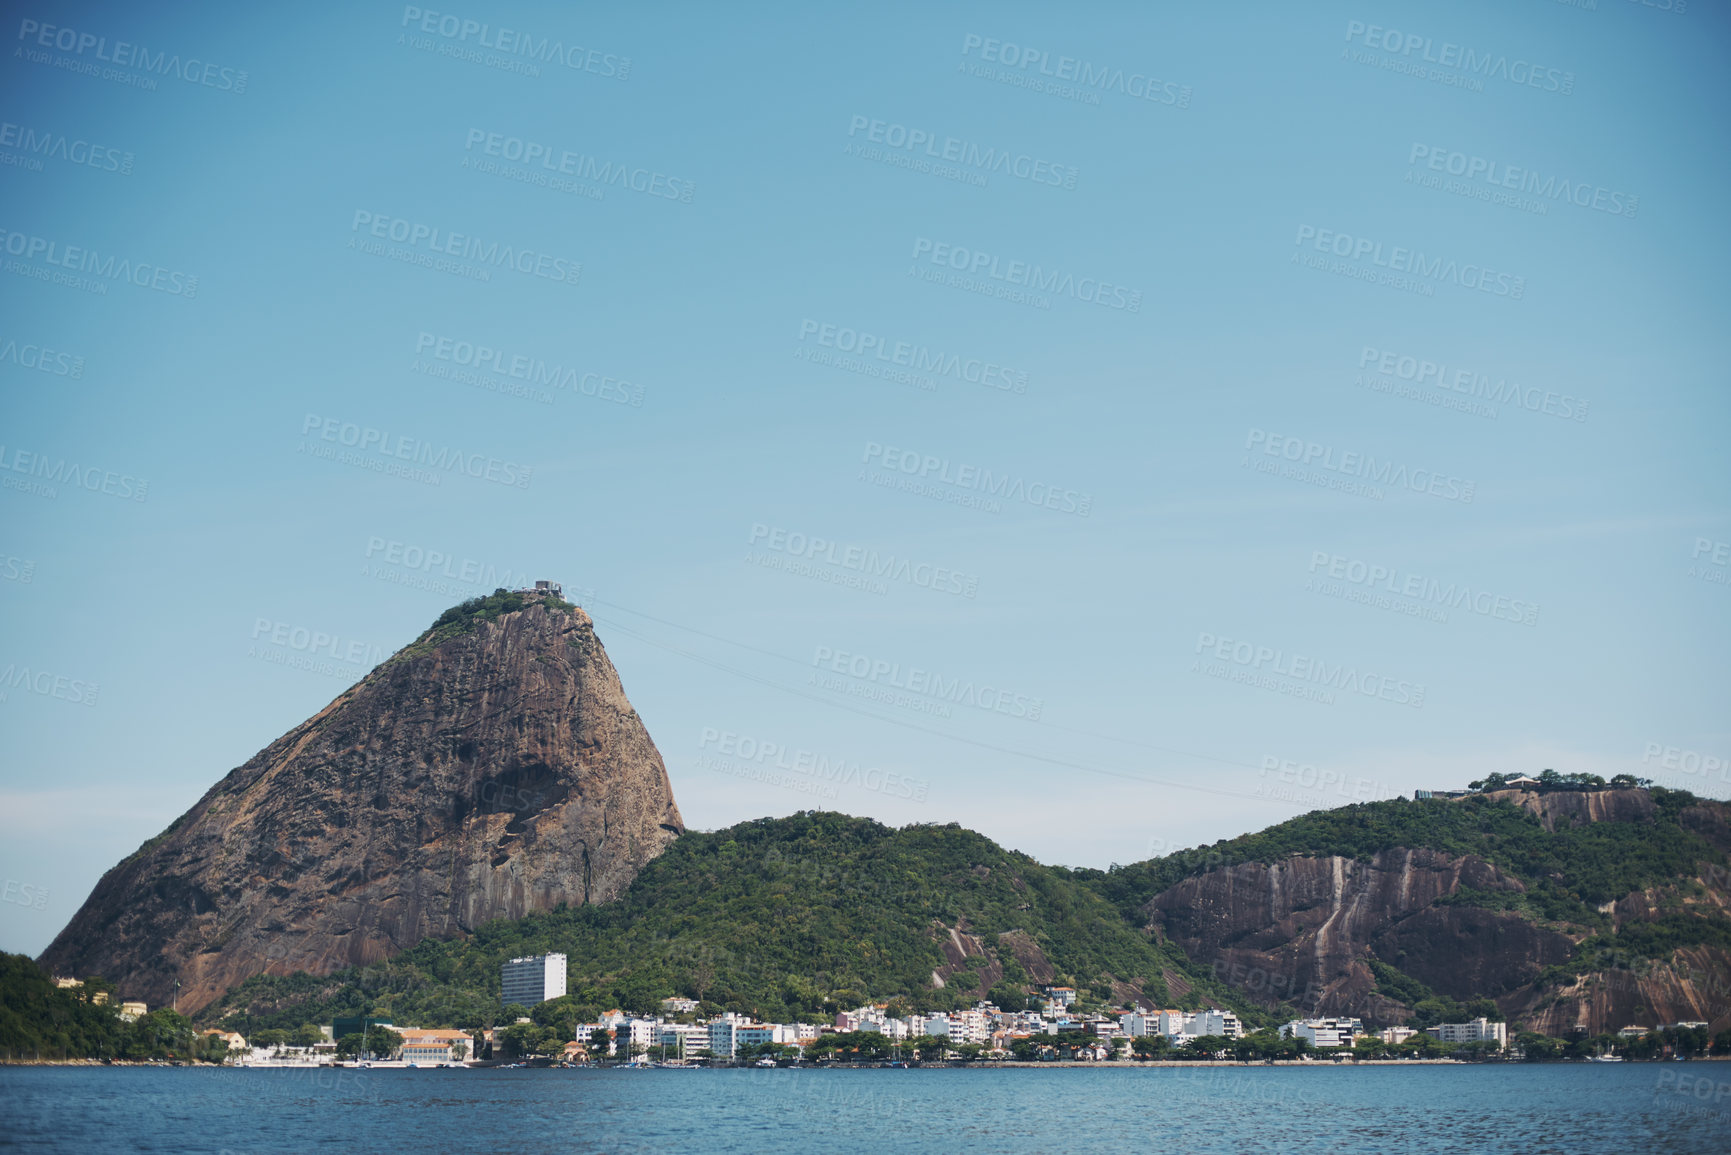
[1591,1054,1624,1062]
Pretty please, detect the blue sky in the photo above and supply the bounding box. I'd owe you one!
[2,0,1727,956]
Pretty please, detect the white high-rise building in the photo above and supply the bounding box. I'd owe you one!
[1281,1017,1364,1048]
[500,953,567,1006]
[1427,1018,1507,1047]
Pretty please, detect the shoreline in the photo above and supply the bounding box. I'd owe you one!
[6,1056,1725,1069]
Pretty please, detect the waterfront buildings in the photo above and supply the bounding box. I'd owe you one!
[1428,1018,1507,1047]
[1281,1017,1365,1048]
[396,1028,471,1064]
[500,952,568,1007]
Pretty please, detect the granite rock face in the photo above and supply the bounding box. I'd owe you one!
[1144,790,1731,1033]
[39,599,683,1014]
[1148,847,1568,1017]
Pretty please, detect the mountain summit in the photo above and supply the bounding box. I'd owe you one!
[39,588,684,1014]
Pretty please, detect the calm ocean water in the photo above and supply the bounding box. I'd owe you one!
[2,1063,1728,1153]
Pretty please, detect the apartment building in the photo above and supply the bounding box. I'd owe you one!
[500,953,568,1007]
[1427,1018,1507,1047]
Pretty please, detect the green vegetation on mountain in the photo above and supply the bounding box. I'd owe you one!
[1070,789,1726,931]
[206,812,1262,1036]
[395,588,575,660]
[0,953,228,1062]
[1365,958,1500,1026]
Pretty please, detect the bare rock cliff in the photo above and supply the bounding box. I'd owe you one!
[1149,848,1571,1017]
[39,599,683,1014]
[1144,790,1731,1033]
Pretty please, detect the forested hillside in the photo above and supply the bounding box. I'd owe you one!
[205,812,1255,1035]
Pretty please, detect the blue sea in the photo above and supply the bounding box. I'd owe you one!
[2,1063,1727,1153]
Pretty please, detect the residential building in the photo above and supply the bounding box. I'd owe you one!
[735,1026,780,1051]
[661,997,698,1014]
[119,1001,147,1022]
[708,1015,754,1058]
[1657,1021,1709,1032]
[1185,1010,1243,1039]
[1428,1019,1507,1047]
[500,953,568,1006]
[1155,1010,1190,1036]
[1281,1018,1364,1048]
[1119,1011,1160,1038]
[200,1029,249,1057]
[1043,986,1078,1008]
[1379,1026,1417,1045]
[657,1023,709,1058]
[1615,1025,1649,1040]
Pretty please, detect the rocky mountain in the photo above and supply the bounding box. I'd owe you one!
[1081,786,1731,1036]
[204,812,1245,1035]
[38,589,684,1015]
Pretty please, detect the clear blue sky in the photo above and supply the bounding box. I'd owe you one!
[2,0,1727,956]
